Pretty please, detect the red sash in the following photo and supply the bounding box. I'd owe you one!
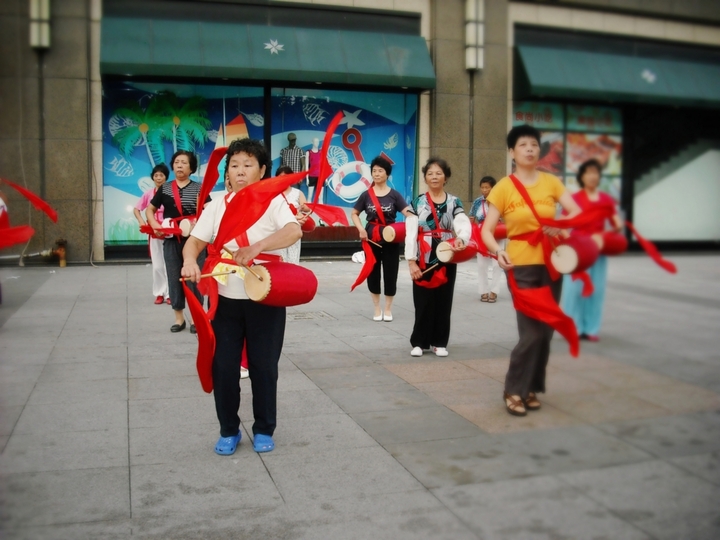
[413,193,451,288]
[366,187,386,243]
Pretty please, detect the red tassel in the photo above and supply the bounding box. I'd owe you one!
[183,282,216,393]
[351,240,376,291]
[0,225,35,249]
[571,271,594,297]
[507,271,579,357]
[197,147,228,219]
[626,221,677,274]
[414,266,448,289]
[1,178,58,223]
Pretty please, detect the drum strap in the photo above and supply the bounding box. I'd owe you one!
[417,193,451,270]
[367,187,386,243]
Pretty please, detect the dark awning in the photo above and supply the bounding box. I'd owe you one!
[516,45,720,108]
[101,18,436,89]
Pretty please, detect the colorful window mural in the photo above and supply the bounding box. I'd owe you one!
[271,88,418,217]
[513,102,623,203]
[102,81,419,245]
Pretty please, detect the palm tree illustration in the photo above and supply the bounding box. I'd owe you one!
[153,92,211,152]
[112,101,165,167]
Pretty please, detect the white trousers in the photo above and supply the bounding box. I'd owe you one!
[149,236,169,298]
[476,254,503,296]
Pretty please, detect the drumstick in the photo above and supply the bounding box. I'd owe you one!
[420,263,438,276]
[222,247,264,281]
[367,239,382,248]
[180,270,236,282]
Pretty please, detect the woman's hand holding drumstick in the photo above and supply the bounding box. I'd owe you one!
[180,269,236,282]
[222,247,264,281]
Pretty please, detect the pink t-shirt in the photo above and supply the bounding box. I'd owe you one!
[307,150,321,177]
[135,187,164,222]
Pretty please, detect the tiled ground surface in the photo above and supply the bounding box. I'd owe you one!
[386,354,720,433]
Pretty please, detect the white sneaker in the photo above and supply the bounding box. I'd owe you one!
[432,346,449,357]
[410,346,423,357]
[240,367,249,379]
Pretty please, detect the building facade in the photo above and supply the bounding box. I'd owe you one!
[1,0,719,262]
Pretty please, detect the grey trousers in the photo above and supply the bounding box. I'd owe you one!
[505,265,562,398]
[164,237,205,311]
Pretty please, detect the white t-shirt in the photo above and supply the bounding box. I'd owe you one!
[191,192,298,299]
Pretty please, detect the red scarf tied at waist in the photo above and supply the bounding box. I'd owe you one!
[351,186,385,291]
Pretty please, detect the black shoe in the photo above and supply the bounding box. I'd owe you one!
[190,324,196,334]
[579,333,588,340]
[171,321,186,333]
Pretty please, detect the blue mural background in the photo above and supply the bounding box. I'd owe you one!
[102,81,418,244]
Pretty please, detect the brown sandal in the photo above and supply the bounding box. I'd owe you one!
[488,292,497,303]
[503,392,526,416]
[524,392,541,411]
[480,294,489,302]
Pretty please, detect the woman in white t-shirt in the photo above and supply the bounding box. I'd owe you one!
[181,139,301,457]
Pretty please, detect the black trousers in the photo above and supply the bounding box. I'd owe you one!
[367,241,400,296]
[410,263,457,349]
[211,296,286,438]
[505,265,562,398]
[163,237,205,311]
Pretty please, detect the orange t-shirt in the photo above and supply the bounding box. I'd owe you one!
[486,172,566,266]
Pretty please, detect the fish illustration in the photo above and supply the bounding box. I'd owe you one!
[327,146,349,170]
[239,111,264,127]
[383,133,398,151]
[303,103,328,126]
[105,156,134,178]
[406,134,411,149]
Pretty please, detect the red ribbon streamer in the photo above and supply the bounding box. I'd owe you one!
[1,178,58,223]
[571,271,595,297]
[183,281,216,393]
[414,266,448,289]
[0,225,35,249]
[507,270,580,357]
[197,146,228,219]
[351,239,376,291]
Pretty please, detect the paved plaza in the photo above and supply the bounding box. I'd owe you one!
[0,255,719,539]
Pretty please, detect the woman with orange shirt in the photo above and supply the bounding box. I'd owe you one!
[481,125,581,417]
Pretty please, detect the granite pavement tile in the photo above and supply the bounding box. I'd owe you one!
[0,467,130,528]
[324,381,439,414]
[668,450,720,486]
[559,460,720,540]
[433,475,651,540]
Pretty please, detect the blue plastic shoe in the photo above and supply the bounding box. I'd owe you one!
[215,432,241,456]
[253,434,275,453]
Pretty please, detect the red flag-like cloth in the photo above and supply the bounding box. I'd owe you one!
[1,178,58,222]
[183,281,215,393]
[571,271,594,297]
[0,225,35,249]
[507,270,580,357]
[625,221,677,274]
[306,203,349,226]
[414,266,448,289]
[351,240,376,291]
[312,112,344,206]
[197,147,227,219]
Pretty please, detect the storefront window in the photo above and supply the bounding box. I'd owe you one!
[513,101,623,203]
[101,81,264,245]
[271,88,418,219]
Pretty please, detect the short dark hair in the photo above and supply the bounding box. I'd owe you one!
[422,157,451,180]
[225,138,270,178]
[507,124,541,149]
[479,175,496,188]
[370,155,392,177]
[576,159,603,188]
[171,150,198,174]
[151,163,169,180]
[275,165,294,176]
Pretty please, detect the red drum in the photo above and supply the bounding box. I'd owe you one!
[382,223,406,244]
[551,235,600,274]
[301,214,316,232]
[600,232,628,256]
[494,223,508,240]
[244,262,318,307]
[436,238,478,264]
